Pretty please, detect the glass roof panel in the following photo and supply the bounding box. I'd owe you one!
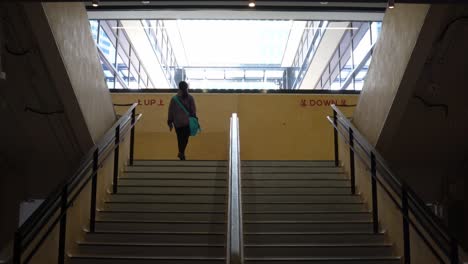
[174,20,293,67]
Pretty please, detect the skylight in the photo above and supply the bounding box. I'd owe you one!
[173,20,293,67]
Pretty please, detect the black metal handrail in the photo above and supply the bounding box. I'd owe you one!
[13,103,142,264]
[226,113,244,264]
[327,104,459,264]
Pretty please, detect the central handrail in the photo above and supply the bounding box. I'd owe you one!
[327,104,460,264]
[226,113,244,264]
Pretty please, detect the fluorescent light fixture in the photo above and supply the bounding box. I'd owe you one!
[248,0,255,8]
[92,0,99,7]
[142,1,150,4]
[388,0,395,9]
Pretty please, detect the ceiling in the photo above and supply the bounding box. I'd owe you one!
[86,1,388,12]
[86,1,387,20]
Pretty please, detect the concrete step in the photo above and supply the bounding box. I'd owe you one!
[242,161,336,167]
[244,212,371,221]
[126,167,227,173]
[242,179,349,187]
[243,194,361,203]
[242,173,346,180]
[118,179,226,187]
[97,210,225,221]
[69,255,224,264]
[117,186,226,195]
[95,220,225,232]
[245,244,393,257]
[242,167,343,173]
[83,230,225,244]
[245,232,386,244]
[244,221,374,233]
[132,160,227,166]
[243,187,350,195]
[244,256,401,264]
[103,201,225,211]
[122,172,226,180]
[243,203,367,212]
[76,242,224,257]
[107,194,225,203]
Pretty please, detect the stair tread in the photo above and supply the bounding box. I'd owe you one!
[69,254,224,260]
[244,211,370,214]
[96,220,225,223]
[245,220,372,223]
[245,256,401,260]
[98,210,225,213]
[78,242,224,247]
[243,186,349,188]
[245,231,385,235]
[109,192,226,196]
[117,185,227,188]
[120,178,227,180]
[243,202,363,205]
[245,243,392,247]
[104,201,226,204]
[84,229,224,235]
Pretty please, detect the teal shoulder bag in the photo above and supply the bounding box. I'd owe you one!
[173,96,201,136]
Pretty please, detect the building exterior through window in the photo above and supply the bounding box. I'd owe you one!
[89,19,381,90]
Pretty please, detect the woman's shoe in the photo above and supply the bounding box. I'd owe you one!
[177,153,186,160]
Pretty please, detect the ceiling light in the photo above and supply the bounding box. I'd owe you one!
[248,0,255,8]
[142,1,150,4]
[388,0,395,9]
[92,0,99,7]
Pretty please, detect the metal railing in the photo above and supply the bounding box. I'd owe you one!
[328,104,460,264]
[12,103,142,264]
[226,113,244,264]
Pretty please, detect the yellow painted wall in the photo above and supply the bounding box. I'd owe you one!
[112,93,358,160]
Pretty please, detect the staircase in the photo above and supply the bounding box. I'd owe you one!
[69,160,228,264]
[242,160,401,264]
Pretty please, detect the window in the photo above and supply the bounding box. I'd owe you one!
[314,20,380,90]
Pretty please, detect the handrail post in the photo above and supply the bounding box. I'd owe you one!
[113,125,120,194]
[370,152,379,233]
[402,187,411,264]
[333,109,339,167]
[90,148,99,232]
[129,108,136,166]
[348,127,356,195]
[451,238,459,264]
[13,231,21,264]
[58,186,68,264]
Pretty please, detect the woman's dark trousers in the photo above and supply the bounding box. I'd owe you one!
[175,126,190,157]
